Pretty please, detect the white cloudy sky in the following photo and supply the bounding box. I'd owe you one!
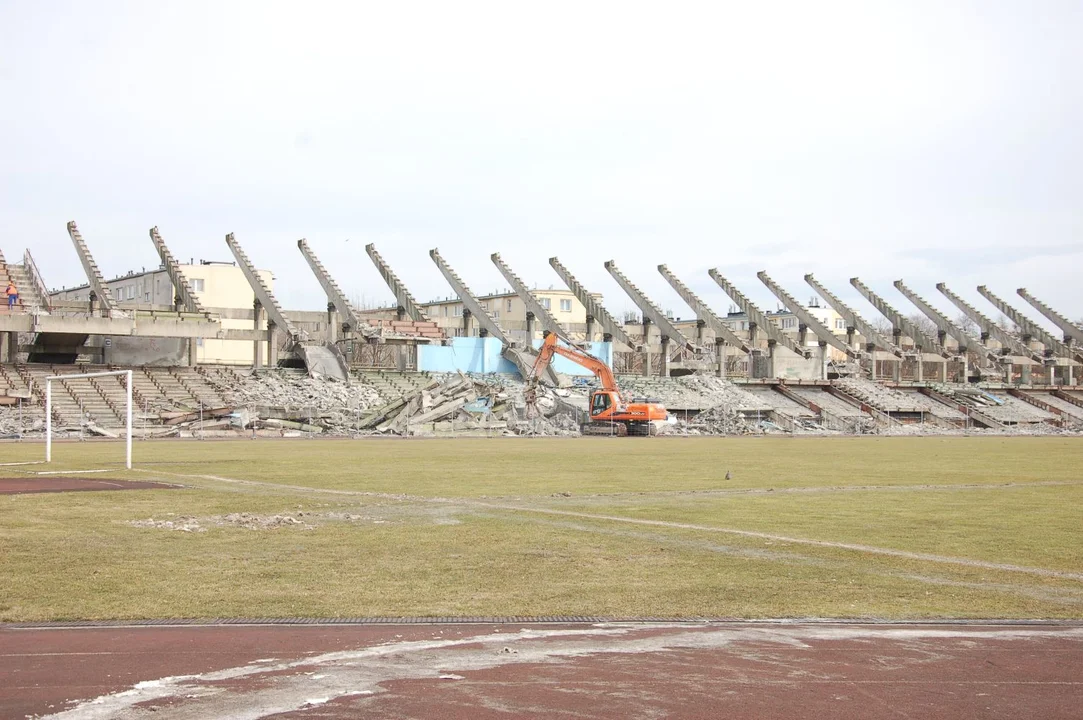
[1,1,1080,330]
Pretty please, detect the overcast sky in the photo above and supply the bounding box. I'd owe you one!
[2,1,1080,332]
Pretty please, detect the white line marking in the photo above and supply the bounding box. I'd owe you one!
[133,469,1083,583]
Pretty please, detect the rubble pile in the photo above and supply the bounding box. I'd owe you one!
[679,403,760,435]
[0,364,1078,438]
[356,373,515,436]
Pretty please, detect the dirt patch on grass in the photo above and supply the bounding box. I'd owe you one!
[126,509,401,532]
[0,477,180,495]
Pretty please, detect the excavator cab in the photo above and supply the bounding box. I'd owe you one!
[590,390,617,417]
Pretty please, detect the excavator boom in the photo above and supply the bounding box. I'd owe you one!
[530,332,619,392]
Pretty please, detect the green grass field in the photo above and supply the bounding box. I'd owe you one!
[1,436,1081,622]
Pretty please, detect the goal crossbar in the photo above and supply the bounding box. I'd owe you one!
[45,370,132,470]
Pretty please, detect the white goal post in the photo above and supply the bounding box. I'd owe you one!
[45,370,133,470]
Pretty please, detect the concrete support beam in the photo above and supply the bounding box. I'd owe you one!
[757,271,858,359]
[605,260,696,354]
[326,304,339,345]
[806,275,902,356]
[549,257,638,349]
[708,269,810,359]
[0,312,223,339]
[268,323,280,367]
[253,301,265,369]
[297,239,369,337]
[1017,288,1083,346]
[850,277,944,355]
[365,243,430,323]
[430,249,509,343]
[937,283,1044,365]
[657,265,752,353]
[491,253,568,339]
[978,286,1080,362]
[149,227,207,314]
[226,233,299,341]
[66,221,117,317]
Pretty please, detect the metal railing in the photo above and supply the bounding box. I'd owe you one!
[22,249,51,313]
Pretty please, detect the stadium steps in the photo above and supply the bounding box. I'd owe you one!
[170,367,227,407]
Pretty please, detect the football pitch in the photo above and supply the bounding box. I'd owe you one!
[1,436,1081,622]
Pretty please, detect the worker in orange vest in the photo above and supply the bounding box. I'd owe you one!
[5,281,18,311]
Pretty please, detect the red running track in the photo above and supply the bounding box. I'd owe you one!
[2,622,1081,719]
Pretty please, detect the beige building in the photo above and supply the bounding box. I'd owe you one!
[420,288,590,339]
[51,263,274,365]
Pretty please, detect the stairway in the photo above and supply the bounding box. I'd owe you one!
[5,264,44,312]
[225,234,296,336]
[66,221,116,309]
[365,244,430,322]
[149,227,206,313]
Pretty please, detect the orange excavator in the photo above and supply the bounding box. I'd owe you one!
[526,331,669,436]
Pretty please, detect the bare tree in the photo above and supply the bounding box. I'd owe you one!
[869,316,894,337]
[907,313,938,340]
[995,313,1021,338]
[348,291,394,311]
[955,313,979,335]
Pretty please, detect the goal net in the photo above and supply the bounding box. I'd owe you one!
[45,370,133,470]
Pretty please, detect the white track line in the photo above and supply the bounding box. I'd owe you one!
[134,468,1083,583]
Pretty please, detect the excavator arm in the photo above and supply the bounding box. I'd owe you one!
[529,332,619,391]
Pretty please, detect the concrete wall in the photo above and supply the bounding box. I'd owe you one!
[102,335,187,366]
[418,337,614,377]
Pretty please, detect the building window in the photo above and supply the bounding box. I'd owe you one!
[190,278,205,292]
[453,306,462,317]
[506,299,513,312]
[443,306,449,317]
[492,309,500,318]
[781,318,797,329]
[835,318,845,330]
[560,299,572,312]
[144,292,151,302]
[539,297,551,310]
